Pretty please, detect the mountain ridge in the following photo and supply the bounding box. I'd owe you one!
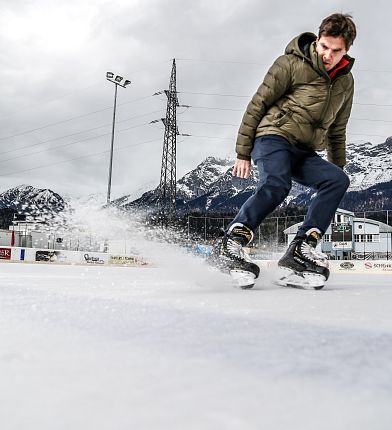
[118,137,392,214]
[1,137,391,221]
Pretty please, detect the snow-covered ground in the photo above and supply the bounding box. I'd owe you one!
[1,259,391,430]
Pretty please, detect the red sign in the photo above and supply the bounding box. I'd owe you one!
[0,248,11,260]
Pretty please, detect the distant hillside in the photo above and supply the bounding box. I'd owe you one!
[115,137,392,214]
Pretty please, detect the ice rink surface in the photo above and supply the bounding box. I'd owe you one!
[1,260,391,430]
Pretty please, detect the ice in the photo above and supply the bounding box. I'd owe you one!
[1,260,392,430]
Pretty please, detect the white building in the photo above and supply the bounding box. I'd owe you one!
[284,208,392,260]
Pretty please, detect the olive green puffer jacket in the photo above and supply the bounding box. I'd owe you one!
[236,32,355,167]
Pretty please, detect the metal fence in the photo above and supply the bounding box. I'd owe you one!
[6,210,392,260]
[187,209,392,260]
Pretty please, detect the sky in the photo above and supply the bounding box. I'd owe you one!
[1,0,391,200]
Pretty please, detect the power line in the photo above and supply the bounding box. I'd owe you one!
[189,106,243,112]
[0,138,162,178]
[177,58,270,66]
[0,95,154,141]
[6,126,388,168]
[179,120,238,127]
[0,83,103,122]
[354,102,392,107]
[179,119,392,128]
[0,59,173,121]
[185,134,232,140]
[186,132,390,140]
[180,116,392,126]
[350,117,392,123]
[176,58,392,74]
[348,133,390,138]
[1,93,390,145]
[0,119,159,165]
[180,91,249,98]
[0,110,162,156]
[180,91,392,108]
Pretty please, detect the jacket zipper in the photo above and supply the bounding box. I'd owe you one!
[319,82,333,126]
[320,70,348,124]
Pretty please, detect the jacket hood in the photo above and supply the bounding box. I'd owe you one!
[285,32,316,59]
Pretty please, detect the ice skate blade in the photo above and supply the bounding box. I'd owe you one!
[277,267,325,290]
[230,269,256,289]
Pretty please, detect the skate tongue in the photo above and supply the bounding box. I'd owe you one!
[305,228,322,247]
[228,223,254,246]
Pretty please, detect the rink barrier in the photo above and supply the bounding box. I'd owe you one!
[1,246,391,272]
[256,260,392,274]
[0,246,146,267]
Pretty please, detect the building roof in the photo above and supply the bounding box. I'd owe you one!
[353,218,392,233]
[284,217,392,234]
[336,208,355,216]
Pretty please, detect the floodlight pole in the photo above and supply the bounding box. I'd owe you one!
[106,72,131,204]
[107,83,118,204]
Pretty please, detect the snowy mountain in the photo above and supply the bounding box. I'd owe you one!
[0,184,67,218]
[2,137,391,220]
[119,137,392,214]
[345,137,392,191]
[176,156,236,202]
[288,138,392,211]
[71,192,107,207]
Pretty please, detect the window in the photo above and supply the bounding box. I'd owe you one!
[323,234,331,242]
[354,234,380,243]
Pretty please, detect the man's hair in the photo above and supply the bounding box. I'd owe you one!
[318,13,357,50]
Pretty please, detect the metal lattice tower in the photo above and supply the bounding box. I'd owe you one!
[158,59,179,222]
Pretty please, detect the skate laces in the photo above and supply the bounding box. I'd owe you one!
[225,237,253,263]
[299,241,329,267]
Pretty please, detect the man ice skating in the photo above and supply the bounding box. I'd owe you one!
[216,13,356,289]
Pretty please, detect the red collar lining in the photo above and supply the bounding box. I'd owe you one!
[328,57,350,79]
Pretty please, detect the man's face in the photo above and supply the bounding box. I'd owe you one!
[315,35,348,71]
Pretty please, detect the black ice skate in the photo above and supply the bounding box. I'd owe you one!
[277,228,329,290]
[213,223,260,289]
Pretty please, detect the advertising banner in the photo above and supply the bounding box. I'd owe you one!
[109,255,145,266]
[363,261,392,272]
[0,247,11,260]
[82,253,107,265]
[332,261,358,272]
[35,250,67,263]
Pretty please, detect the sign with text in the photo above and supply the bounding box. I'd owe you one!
[332,241,353,250]
[331,223,353,241]
[109,255,145,266]
[332,223,353,250]
[83,253,106,265]
[0,248,11,260]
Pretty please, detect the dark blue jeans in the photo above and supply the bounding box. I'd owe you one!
[230,135,350,237]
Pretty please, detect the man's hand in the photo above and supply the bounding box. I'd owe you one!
[232,159,252,178]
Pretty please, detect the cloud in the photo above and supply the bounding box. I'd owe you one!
[0,0,391,199]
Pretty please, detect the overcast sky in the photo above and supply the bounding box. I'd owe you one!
[1,0,391,200]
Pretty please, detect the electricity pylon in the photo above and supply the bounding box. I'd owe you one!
[158,59,179,223]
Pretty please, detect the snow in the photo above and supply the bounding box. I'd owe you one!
[1,260,391,430]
